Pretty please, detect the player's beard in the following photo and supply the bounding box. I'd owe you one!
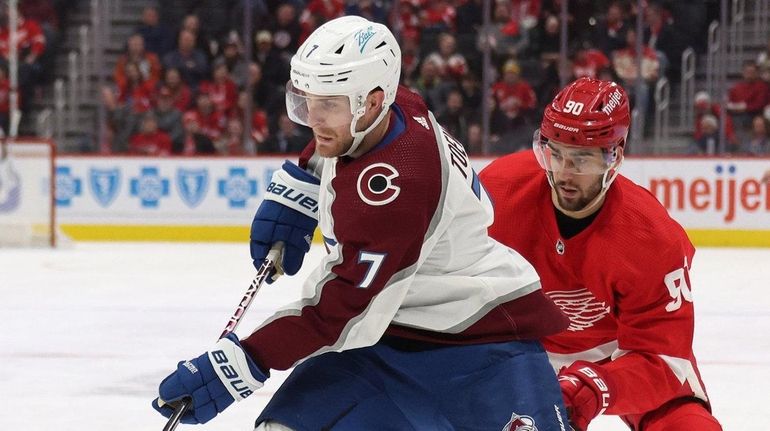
[313,128,352,157]
[554,177,603,212]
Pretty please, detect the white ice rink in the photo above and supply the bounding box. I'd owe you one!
[1,242,768,430]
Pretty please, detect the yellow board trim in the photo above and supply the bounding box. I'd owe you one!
[60,225,770,247]
[60,224,326,243]
[684,229,770,247]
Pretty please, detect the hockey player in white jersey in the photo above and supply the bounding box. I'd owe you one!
[153,15,570,430]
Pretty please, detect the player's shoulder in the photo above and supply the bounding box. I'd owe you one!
[480,150,543,194]
[608,175,692,248]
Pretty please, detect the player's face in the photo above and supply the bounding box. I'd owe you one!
[285,82,356,157]
[545,141,607,211]
[305,95,355,157]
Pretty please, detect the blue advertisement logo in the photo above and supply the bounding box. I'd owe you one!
[217,167,258,208]
[89,167,121,207]
[130,167,170,208]
[177,168,209,208]
[55,166,82,207]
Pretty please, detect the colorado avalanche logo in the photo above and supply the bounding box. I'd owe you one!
[502,413,538,431]
[177,168,209,208]
[356,163,400,206]
[89,168,120,207]
[0,158,21,212]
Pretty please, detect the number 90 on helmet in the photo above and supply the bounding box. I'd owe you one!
[286,15,401,156]
[533,77,630,181]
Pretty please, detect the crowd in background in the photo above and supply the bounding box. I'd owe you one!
[4,0,769,156]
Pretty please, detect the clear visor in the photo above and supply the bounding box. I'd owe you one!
[532,130,618,175]
[285,81,354,129]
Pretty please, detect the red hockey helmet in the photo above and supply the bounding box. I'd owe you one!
[540,77,630,150]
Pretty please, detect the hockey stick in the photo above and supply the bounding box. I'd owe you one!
[161,246,282,431]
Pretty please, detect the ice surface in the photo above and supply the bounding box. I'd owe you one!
[0,243,767,430]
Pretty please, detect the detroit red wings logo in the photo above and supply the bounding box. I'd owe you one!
[502,413,538,431]
[547,288,611,331]
[356,163,401,206]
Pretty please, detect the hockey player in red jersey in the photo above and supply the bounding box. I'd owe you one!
[153,15,571,430]
[480,77,722,431]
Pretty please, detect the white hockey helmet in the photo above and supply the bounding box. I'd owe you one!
[286,15,401,156]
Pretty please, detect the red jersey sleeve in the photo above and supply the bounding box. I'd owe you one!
[597,189,706,415]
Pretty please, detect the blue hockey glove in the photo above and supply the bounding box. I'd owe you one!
[250,160,320,279]
[152,333,268,425]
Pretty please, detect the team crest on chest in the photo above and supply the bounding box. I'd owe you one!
[356,163,400,206]
[501,412,538,431]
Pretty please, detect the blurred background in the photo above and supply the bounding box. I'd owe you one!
[0,0,768,247]
[3,0,770,157]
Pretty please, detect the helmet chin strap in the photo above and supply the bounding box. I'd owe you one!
[342,101,391,158]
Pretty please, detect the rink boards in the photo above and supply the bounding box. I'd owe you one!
[51,155,770,246]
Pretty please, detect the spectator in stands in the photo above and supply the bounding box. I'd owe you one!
[232,90,269,148]
[612,28,659,116]
[128,112,172,156]
[241,61,265,106]
[262,111,310,153]
[491,59,537,129]
[185,92,226,142]
[400,28,421,85]
[532,14,561,67]
[345,0,388,25]
[486,1,527,60]
[424,33,468,81]
[412,56,450,112]
[216,116,253,155]
[456,0,483,35]
[161,67,192,112]
[643,2,678,78]
[693,91,736,148]
[420,0,457,33]
[436,88,470,144]
[744,115,770,156]
[727,60,770,142]
[219,32,249,89]
[394,1,420,38]
[180,13,214,59]
[162,29,209,89]
[0,4,46,109]
[114,33,161,90]
[200,60,238,115]
[152,86,185,153]
[262,3,301,61]
[135,6,174,56]
[459,71,483,119]
[253,30,289,88]
[571,44,611,79]
[466,122,483,154]
[115,61,154,113]
[757,38,770,83]
[690,114,718,155]
[0,63,10,133]
[181,113,216,155]
[593,1,628,57]
[19,0,58,83]
[304,0,344,22]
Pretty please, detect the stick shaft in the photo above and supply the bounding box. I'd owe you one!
[161,248,280,431]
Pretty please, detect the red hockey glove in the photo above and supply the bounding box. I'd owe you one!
[558,361,615,431]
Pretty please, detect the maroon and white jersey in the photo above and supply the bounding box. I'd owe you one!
[480,151,711,420]
[242,88,567,371]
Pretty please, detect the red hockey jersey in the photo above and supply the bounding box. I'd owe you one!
[480,150,711,420]
[242,89,567,371]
